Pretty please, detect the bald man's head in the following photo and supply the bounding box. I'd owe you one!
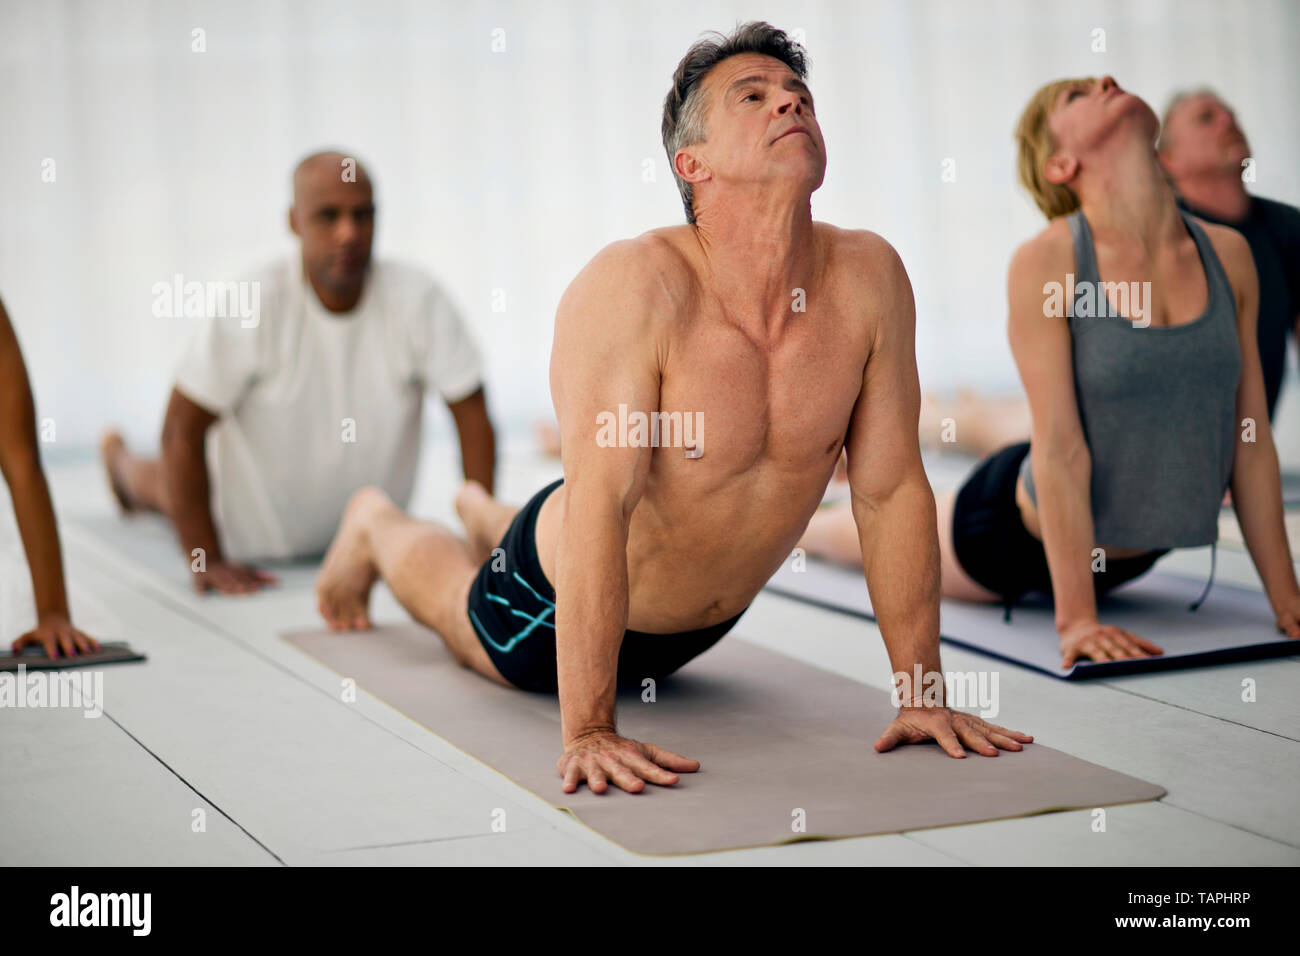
[288,150,375,312]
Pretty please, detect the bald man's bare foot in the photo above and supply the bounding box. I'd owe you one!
[535,421,562,459]
[455,480,517,565]
[316,488,382,631]
[100,431,138,513]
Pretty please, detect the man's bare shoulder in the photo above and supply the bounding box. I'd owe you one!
[562,229,696,319]
[815,224,911,310]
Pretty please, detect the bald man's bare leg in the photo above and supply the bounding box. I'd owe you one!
[316,486,511,686]
[454,480,520,565]
[101,431,170,515]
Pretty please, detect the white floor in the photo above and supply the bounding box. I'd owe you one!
[3,437,1299,866]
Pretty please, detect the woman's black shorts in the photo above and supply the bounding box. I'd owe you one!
[951,442,1167,608]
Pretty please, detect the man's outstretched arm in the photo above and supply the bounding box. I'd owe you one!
[549,239,699,794]
[841,235,1032,757]
[162,387,275,594]
[446,386,496,494]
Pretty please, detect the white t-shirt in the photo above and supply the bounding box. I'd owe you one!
[173,258,483,561]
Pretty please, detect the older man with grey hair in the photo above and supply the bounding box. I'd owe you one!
[314,22,1032,795]
[1158,89,1300,420]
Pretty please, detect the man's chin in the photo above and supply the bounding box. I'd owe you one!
[329,265,369,291]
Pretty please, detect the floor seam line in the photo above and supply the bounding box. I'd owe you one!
[99,710,287,866]
[1157,798,1300,852]
[898,832,975,866]
[1095,683,1300,743]
[67,533,560,809]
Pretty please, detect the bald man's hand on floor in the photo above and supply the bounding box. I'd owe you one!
[874,706,1034,758]
[191,558,277,596]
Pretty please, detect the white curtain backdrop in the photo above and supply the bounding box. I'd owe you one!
[2,0,1298,454]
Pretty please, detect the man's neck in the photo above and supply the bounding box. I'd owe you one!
[692,191,819,334]
[1078,140,1186,250]
[1171,169,1252,223]
[302,263,364,313]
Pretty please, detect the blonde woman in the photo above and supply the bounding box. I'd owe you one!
[800,75,1300,669]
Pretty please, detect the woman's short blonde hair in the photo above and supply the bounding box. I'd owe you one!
[1015,77,1092,219]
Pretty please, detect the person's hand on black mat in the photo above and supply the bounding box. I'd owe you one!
[191,558,277,596]
[874,707,1033,758]
[557,729,700,794]
[1058,619,1164,668]
[11,612,101,659]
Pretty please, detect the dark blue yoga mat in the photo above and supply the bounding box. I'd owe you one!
[764,558,1300,679]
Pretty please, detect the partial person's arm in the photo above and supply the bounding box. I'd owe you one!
[841,238,1031,758]
[1212,228,1300,632]
[549,240,698,794]
[162,387,275,594]
[0,300,99,657]
[446,387,496,494]
[1007,237,1161,666]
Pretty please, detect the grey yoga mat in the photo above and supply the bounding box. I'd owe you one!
[0,642,145,671]
[764,558,1300,679]
[284,623,1165,856]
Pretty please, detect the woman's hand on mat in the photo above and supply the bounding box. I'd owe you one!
[1058,619,1163,667]
[11,612,101,659]
[557,730,700,794]
[192,558,277,595]
[874,707,1033,758]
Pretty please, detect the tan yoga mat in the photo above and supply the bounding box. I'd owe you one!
[283,623,1165,856]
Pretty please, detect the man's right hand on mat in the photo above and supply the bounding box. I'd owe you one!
[557,730,700,794]
[1058,619,1164,668]
[191,559,277,596]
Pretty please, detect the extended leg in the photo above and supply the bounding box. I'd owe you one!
[918,391,1031,458]
[797,492,1001,604]
[316,486,511,686]
[455,479,521,564]
[100,431,170,514]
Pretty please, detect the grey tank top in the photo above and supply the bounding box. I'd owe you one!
[1020,210,1241,550]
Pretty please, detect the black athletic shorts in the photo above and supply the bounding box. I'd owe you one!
[466,477,745,692]
[951,442,1168,613]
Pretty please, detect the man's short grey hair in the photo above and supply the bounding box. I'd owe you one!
[1157,87,1223,153]
[661,22,809,224]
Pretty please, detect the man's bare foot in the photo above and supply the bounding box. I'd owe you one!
[535,421,562,458]
[100,430,136,513]
[316,487,383,630]
[454,480,516,565]
[917,393,955,450]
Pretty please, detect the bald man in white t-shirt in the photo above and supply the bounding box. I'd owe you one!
[102,152,496,594]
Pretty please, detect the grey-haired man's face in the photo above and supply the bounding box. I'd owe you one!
[678,53,826,208]
[1161,94,1251,178]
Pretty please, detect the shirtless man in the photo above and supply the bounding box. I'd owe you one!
[315,22,1032,794]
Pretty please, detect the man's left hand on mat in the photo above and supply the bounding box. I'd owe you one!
[874,708,1033,758]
